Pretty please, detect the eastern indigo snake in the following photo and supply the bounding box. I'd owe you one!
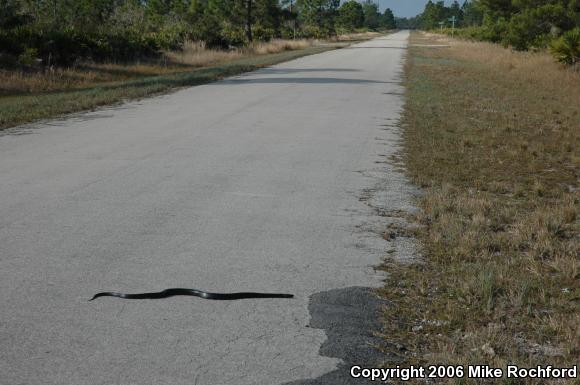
[90,288,294,301]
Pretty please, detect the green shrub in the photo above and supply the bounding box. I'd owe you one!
[220,22,247,46]
[550,28,580,66]
[299,25,331,39]
[504,4,571,51]
[252,25,277,42]
[17,47,38,66]
[442,21,509,45]
[436,2,577,54]
[280,26,297,40]
[0,26,162,66]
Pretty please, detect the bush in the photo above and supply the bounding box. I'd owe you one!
[17,47,38,66]
[442,20,509,45]
[504,4,571,51]
[220,22,247,47]
[252,25,277,42]
[299,25,333,39]
[550,28,580,66]
[0,26,162,66]
[436,1,578,54]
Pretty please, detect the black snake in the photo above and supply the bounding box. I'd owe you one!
[90,288,294,301]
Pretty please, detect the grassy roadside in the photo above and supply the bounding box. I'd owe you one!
[0,40,354,130]
[379,32,579,383]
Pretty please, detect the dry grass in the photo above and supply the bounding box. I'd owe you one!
[163,39,315,66]
[0,38,321,97]
[0,43,339,129]
[0,32,384,98]
[249,39,317,55]
[0,32,385,128]
[0,36,360,129]
[336,31,383,41]
[0,63,179,96]
[163,41,244,67]
[379,32,579,384]
[422,32,580,105]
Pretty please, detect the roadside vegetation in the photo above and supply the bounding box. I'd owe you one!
[379,32,579,384]
[0,0,395,67]
[1,39,319,95]
[397,0,580,67]
[0,41,343,129]
[0,0,392,129]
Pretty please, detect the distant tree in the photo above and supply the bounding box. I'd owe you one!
[361,0,380,30]
[449,0,464,23]
[395,16,421,29]
[382,8,396,30]
[478,0,514,17]
[337,0,364,31]
[296,0,340,37]
[462,0,484,26]
[245,0,253,42]
[411,0,579,56]
[279,0,299,38]
[253,0,282,40]
[420,0,446,29]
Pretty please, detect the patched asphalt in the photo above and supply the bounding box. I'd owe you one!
[283,287,402,385]
[0,31,415,384]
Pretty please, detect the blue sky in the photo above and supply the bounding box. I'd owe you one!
[373,0,458,18]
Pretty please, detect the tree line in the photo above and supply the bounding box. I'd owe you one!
[398,0,579,65]
[0,0,396,67]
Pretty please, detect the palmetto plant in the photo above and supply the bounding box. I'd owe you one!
[550,28,580,69]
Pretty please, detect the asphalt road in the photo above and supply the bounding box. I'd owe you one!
[0,31,413,385]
